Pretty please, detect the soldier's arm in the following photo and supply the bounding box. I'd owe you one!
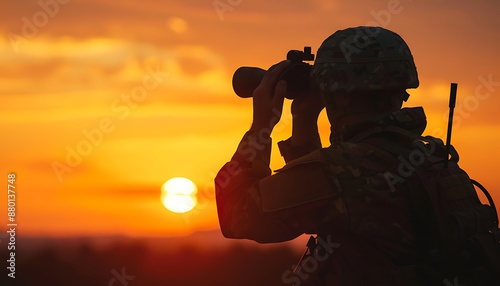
[215,60,329,243]
[215,130,299,243]
[215,131,335,243]
[278,118,321,163]
[279,79,324,163]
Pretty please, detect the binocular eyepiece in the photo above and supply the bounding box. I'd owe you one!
[232,47,315,99]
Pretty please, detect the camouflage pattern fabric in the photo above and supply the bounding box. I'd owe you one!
[311,26,419,93]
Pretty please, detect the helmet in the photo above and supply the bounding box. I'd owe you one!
[311,26,419,94]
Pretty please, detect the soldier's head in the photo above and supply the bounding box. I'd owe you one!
[311,26,419,133]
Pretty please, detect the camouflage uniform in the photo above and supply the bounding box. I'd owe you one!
[216,27,445,285]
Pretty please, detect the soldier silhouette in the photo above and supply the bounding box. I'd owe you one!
[215,26,500,285]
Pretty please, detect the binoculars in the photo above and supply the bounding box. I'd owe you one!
[232,47,315,99]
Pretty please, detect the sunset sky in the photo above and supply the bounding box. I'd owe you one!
[1,0,499,238]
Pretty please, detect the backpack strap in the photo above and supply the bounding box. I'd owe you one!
[350,124,459,165]
[471,179,499,227]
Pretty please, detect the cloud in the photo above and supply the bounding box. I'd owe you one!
[0,35,235,103]
[167,16,188,34]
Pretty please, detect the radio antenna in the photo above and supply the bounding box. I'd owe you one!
[444,83,458,168]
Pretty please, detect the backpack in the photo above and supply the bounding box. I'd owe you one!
[366,129,500,285]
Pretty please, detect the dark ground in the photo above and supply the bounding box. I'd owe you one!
[0,231,303,286]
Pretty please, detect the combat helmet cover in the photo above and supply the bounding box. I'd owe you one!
[311,26,419,94]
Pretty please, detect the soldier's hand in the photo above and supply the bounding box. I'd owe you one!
[291,79,324,123]
[250,60,291,133]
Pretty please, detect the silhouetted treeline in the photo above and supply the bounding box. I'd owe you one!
[0,234,300,286]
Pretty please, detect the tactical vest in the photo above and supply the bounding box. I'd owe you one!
[365,132,500,285]
[294,133,500,286]
[262,107,500,285]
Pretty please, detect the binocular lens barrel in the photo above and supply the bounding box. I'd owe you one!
[232,67,266,98]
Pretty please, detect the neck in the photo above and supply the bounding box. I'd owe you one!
[330,110,392,140]
[329,106,427,143]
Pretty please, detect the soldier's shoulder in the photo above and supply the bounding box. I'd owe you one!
[277,148,327,173]
[325,141,376,165]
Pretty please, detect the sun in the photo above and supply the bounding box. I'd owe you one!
[161,177,198,213]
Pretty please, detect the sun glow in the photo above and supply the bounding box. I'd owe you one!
[161,177,198,213]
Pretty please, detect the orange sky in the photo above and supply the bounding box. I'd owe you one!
[0,0,499,237]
